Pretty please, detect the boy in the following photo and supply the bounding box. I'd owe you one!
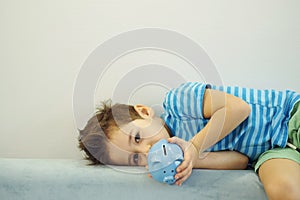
[79,82,300,200]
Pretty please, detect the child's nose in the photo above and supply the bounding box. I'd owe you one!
[145,144,151,152]
[139,144,151,153]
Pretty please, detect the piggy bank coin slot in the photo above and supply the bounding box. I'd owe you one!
[163,144,167,156]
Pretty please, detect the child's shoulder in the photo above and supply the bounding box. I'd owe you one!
[169,82,209,92]
[164,82,209,106]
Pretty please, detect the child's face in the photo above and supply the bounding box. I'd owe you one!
[107,116,170,166]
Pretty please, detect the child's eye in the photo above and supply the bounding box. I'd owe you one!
[134,133,141,143]
[133,153,139,165]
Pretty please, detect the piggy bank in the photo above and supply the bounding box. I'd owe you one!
[147,139,184,185]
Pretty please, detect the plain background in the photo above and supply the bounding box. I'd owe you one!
[0,0,299,159]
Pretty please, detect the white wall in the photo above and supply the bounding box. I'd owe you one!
[0,0,299,159]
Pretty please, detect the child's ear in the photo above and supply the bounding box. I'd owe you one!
[134,104,155,119]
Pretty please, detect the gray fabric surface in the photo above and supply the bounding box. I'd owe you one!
[0,158,267,200]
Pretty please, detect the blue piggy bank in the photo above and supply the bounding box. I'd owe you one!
[147,139,184,185]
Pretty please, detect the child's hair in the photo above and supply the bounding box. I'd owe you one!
[78,100,142,165]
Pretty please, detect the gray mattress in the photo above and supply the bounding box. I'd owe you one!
[0,158,267,200]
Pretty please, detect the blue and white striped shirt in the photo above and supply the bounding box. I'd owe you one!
[161,82,300,163]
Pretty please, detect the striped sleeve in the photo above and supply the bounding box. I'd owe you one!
[163,82,208,120]
[208,85,297,162]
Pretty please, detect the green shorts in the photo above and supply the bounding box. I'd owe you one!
[254,101,300,172]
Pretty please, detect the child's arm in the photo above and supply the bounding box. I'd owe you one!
[168,137,249,170]
[168,136,249,185]
[169,89,251,185]
[194,151,249,170]
[191,88,251,152]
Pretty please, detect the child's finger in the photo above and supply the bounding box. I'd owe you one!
[147,173,152,178]
[176,158,189,172]
[175,167,189,183]
[176,157,190,172]
[175,162,193,185]
[168,137,186,149]
[168,136,181,145]
[177,158,193,175]
[175,170,188,185]
[176,168,192,186]
[175,164,189,178]
[167,136,177,144]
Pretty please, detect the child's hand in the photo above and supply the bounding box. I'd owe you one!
[168,137,198,186]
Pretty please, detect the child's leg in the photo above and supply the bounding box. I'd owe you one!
[258,158,300,200]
